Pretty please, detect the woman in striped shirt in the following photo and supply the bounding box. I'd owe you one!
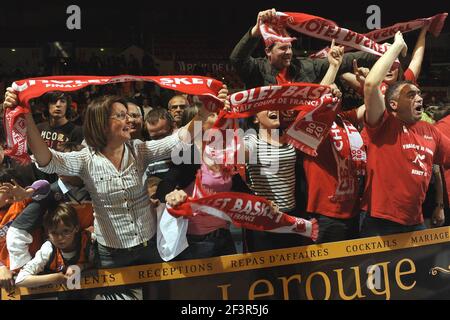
[243,110,303,252]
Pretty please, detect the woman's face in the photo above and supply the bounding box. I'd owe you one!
[106,102,132,144]
[255,110,280,129]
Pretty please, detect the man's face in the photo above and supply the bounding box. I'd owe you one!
[392,84,424,124]
[48,98,68,120]
[146,118,173,140]
[168,97,187,125]
[266,42,293,70]
[126,103,143,137]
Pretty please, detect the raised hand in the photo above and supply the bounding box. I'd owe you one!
[0,180,33,202]
[328,39,344,67]
[352,59,370,86]
[218,84,231,112]
[394,31,408,57]
[251,8,277,37]
[3,87,19,109]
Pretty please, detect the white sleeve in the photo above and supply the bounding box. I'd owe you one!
[6,226,33,270]
[134,133,190,168]
[15,241,54,285]
[34,148,88,177]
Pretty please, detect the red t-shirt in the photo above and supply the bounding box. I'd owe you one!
[276,69,298,130]
[361,111,450,225]
[380,68,417,95]
[435,115,450,205]
[303,110,361,219]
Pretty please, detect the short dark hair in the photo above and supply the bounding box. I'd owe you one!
[42,91,73,117]
[144,108,174,126]
[44,203,79,232]
[384,80,416,111]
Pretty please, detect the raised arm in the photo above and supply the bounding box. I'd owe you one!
[180,84,229,142]
[4,88,52,166]
[320,39,344,85]
[364,31,408,126]
[229,9,277,82]
[408,25,429,80]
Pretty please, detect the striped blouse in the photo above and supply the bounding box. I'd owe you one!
[36,134,185,249]
[244,133,297,212]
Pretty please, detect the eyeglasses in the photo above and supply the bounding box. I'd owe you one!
[169,104,187,110]
[127,112,142,119]
[49,228,76,238]
[109,112,131,121]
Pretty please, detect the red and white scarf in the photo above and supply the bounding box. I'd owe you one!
[310,13,448,59]
[261,12,391,58]
[329,117,366,202]
[169,173,318,241]
[215,83,340,157]
[4,75,224,164]
[284,94,341,157]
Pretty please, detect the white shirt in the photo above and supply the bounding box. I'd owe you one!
[15,241,79,285]
[36,134,185,249]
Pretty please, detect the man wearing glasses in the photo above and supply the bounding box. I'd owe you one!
[167,95,189,129]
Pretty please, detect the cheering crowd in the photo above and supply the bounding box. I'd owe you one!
[0,8,449,299]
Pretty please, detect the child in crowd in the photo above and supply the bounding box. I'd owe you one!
[15,203,94,288]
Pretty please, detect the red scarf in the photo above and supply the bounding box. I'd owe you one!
[329,117,366,202]
[213,83,338,157]
[260,12,447,63]
[310,13,448,59]
[284,94,341,156]
[169,173,319,241]
[5,75,224,164]
[226,83,332,117]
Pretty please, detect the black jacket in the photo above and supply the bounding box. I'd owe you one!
[230,28,378,89]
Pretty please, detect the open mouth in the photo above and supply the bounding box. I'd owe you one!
[414,104,423,114]
[268,112,279,120]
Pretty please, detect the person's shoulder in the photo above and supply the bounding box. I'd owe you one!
[40,240,54,253]
[36,121,49,130]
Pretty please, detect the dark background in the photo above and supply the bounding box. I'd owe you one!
[1,0,448,46]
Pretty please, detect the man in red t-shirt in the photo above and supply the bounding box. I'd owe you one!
[302,42,367,243]
[361,31,450,237]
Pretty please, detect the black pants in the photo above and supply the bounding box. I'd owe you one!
[309,213,360,244]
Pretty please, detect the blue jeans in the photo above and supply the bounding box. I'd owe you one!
[360,214,426,238]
